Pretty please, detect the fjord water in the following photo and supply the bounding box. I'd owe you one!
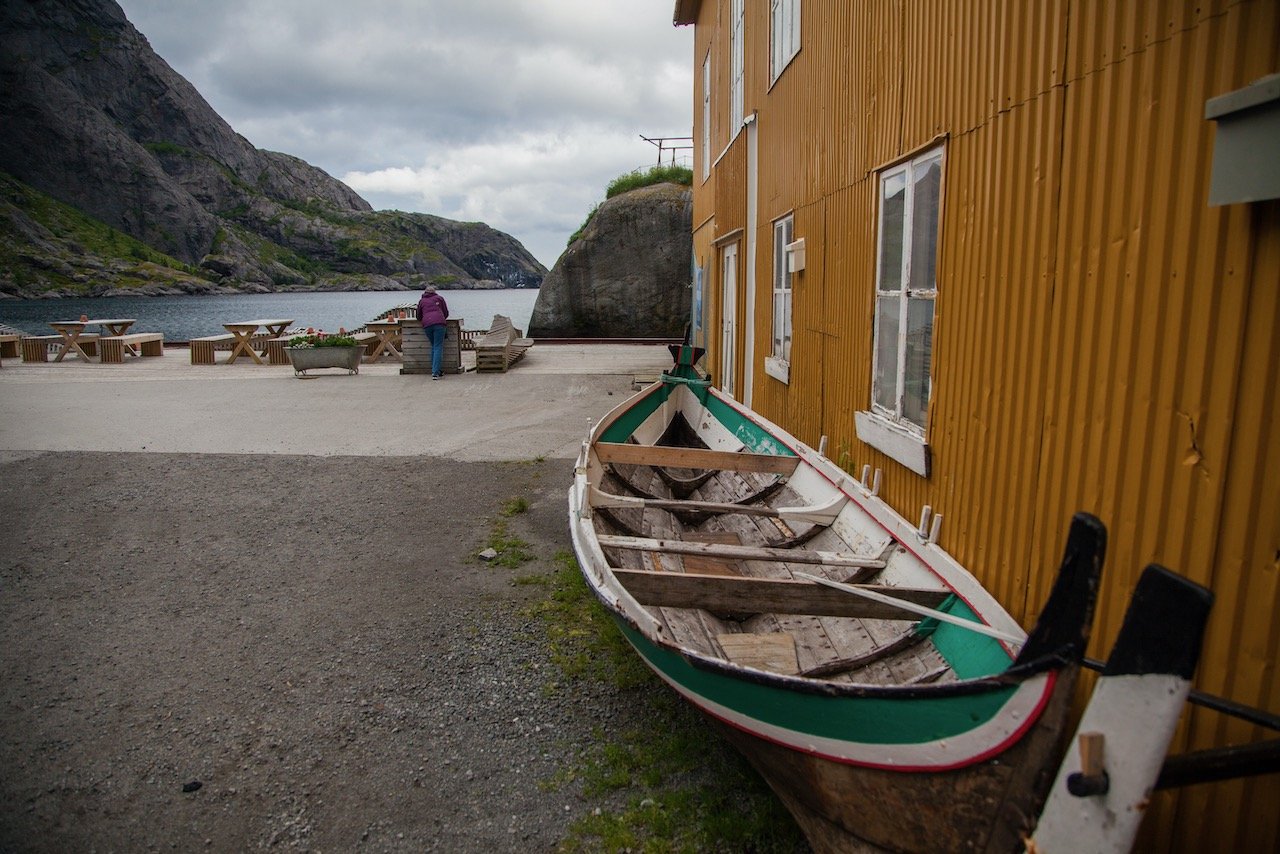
[0,289,539,341]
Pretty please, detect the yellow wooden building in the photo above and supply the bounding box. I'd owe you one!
[672,0,1278,849]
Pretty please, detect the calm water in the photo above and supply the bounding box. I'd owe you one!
[0,289,539,342]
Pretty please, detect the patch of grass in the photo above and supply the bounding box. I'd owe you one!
[479,496,534,567]
[500,496,530,517]
[605,164,693,200]
[567,164,693,247]
[566,202,601,247]
[525,551,650,686]
[528,551,806,853]
[483,518,534,568]
[0,171,212,293]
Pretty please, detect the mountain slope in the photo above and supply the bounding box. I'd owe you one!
[0,0,545,297]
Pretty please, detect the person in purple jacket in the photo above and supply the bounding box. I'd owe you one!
[416,285,450,379]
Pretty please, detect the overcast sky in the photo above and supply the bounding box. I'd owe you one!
[115,0,694,269]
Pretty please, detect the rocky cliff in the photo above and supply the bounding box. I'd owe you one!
[528,182,691,338]
[0,0,545,297]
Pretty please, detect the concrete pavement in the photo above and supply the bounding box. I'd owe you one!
[0,343,674,460]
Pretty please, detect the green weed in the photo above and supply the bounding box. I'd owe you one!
[500,496,530,516]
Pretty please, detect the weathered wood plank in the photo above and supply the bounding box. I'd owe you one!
[681,531,743,576]
[717,632,800,674]
[597,534,885,569]
[592,488,786,517]
[613,569,946,619]
[595,442,800,475]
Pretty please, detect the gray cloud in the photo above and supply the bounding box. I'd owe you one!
[117,0,693,267]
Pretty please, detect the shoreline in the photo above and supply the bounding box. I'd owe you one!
[0,283,541,301]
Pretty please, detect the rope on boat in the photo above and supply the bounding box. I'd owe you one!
[794,572,1025,644]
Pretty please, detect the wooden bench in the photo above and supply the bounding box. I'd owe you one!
[265,336,293,365]
[474,315,534,372]
[100,332,164,363]
[22,334,100,362]
[0,333,19,359]
[190,333,236,364]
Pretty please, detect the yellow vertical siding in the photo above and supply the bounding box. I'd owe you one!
[1172,198,1280,851]
[683,0,1279,849]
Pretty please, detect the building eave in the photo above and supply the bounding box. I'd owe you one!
[673,0,700,27]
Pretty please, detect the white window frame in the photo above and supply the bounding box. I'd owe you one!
[765,214,793,384]
[770,0,801,83]
[856,146,944,477]
[729,0,745,135]
[701,50,711,180]
[720,242,739,396]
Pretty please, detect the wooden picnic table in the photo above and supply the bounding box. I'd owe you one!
[364,319,404,362]
[222,319,294,365]
[49,318,137,362]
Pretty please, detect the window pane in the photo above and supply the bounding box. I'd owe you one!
[782,292,792,361]
[903,297,934,427]
[879,172,906,292]
[873,295,900,411]
[774,222,786,285]
[773,291,783,354]
[910,156,942,292]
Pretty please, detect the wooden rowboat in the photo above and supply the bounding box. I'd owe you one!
[569,348,1106,852]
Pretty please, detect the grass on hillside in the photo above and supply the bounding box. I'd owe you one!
[0,170,205,292]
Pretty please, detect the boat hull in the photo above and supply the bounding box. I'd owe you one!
[604,611,1076,852]
[570,361,1103,852]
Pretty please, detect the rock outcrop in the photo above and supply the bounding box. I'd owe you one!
[528,183,691,338]
[0,0,545,297]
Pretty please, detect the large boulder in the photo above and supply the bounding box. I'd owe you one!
[528,183,691,338]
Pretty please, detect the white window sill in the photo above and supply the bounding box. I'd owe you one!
[854,411,931,477]
[765,356,789,384]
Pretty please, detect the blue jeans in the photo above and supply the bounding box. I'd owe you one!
[425,324,446,376]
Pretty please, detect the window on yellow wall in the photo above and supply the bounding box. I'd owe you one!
[729,0,744,134]
[770,0,801,83]
[701,50,711,180]
[856,146,943,477]
[767,214,793,383]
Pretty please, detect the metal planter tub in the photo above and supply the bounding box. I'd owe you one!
[285,346,361,377]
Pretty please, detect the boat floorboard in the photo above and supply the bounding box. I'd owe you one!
[599,449,956,688]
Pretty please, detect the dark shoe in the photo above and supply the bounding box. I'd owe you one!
[432,374,440,380]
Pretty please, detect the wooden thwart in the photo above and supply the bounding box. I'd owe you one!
[591,486,784,517]
[613,568,946,619]
[595,442,800,475]
[598,534,885,570]
[591,484,847,527]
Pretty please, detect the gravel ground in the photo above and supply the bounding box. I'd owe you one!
[0,451,655,852]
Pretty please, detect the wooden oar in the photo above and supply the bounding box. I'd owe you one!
[794,572,1024,644]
